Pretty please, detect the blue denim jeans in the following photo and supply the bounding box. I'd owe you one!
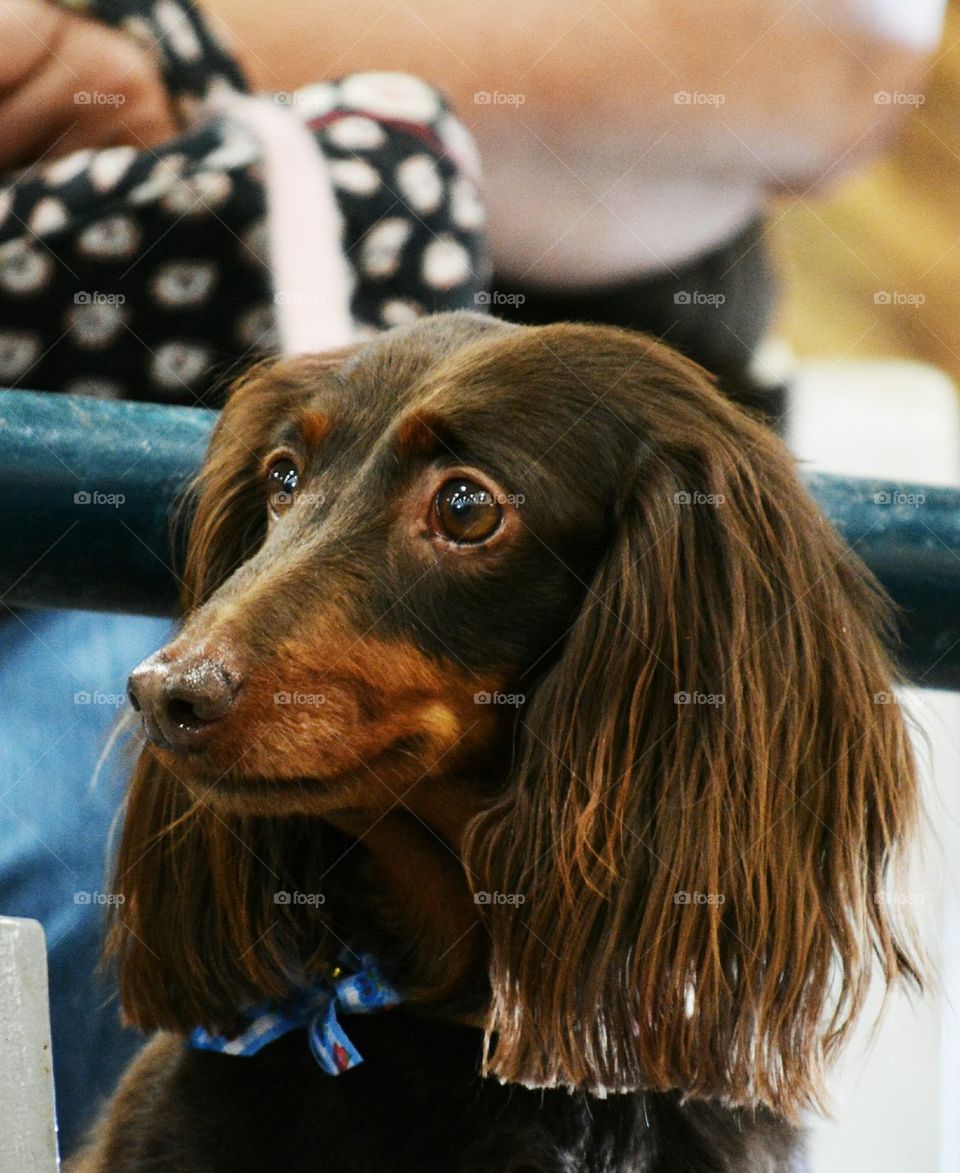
[0,609,171,1156]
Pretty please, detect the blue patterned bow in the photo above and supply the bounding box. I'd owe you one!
[187,952,401,1074]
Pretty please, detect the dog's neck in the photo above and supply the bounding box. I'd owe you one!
[324,782,488,1007]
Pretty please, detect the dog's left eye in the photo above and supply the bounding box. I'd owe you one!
[266,457,299,515]
[434,479,503,543]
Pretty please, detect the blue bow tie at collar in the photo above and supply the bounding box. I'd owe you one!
[187,952,402,1075]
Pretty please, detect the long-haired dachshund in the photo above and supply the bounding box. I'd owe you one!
[73,312,919,1172]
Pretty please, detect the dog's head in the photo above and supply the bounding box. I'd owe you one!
[127,313,611,813]
[114,311,918,1118]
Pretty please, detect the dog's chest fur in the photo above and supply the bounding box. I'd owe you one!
[90,1013,802,1172]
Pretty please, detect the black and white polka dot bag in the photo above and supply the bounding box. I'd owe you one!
[0,0,488,404]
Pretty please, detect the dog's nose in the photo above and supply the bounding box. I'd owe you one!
[128,648,239,752]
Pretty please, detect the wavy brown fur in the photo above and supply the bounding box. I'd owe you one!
[464,334,919,1116]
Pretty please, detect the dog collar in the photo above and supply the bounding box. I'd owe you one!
[187,953,401,1074]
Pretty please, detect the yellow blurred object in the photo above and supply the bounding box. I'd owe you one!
[771,4,960,389]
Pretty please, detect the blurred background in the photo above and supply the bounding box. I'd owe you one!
[2,1,960,1168]
[773,0,960,381]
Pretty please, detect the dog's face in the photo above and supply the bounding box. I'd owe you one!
[117,312,919,1118]
[129,313,627,815]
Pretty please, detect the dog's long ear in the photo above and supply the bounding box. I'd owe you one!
[467,358,920,1119]
[107,355,352,1034]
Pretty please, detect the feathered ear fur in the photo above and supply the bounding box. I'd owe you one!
[108,355,354,1034]
[466,344,920,1119]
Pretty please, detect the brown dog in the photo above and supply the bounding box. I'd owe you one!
[73,313,919,1171]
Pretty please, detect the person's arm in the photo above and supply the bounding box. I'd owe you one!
[208,0,933,158]
[206,0,941,284]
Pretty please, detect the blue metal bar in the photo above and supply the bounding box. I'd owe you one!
[0,388,215,616]
[806,473,960,690]
[1,390,958,689]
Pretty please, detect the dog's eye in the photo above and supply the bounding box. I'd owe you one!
[434,479,503,543]
[266,457,299,515]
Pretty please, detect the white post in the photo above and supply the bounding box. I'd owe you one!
[0,917,59,1171]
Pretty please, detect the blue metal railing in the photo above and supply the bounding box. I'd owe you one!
[1,388,958,689]
[0,389,215,615]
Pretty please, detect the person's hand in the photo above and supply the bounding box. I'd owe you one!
[0,0,178,174]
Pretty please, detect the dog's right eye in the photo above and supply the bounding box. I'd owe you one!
[434,478,503,543]
[266,456,299,516]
